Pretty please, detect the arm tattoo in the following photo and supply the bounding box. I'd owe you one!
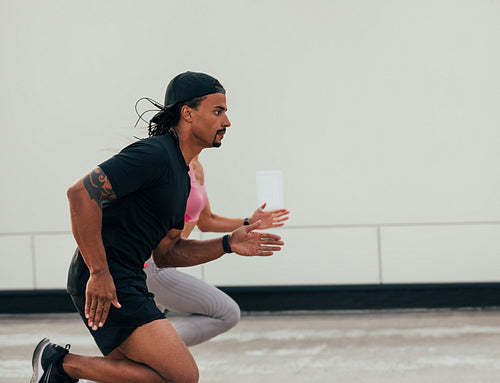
[83,168,116,207]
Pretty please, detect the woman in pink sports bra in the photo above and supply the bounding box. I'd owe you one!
[144,155,290,346]
[183,161,208,224]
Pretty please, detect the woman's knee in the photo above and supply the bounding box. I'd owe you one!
[221,299,241,330]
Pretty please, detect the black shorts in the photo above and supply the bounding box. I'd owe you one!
[70,285,165,356]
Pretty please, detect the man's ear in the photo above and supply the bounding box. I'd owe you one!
[180,105,193,123]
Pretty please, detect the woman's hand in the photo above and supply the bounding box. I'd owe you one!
[249,203,290,230]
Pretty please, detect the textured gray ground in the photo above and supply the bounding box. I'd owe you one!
[1,309,499,383]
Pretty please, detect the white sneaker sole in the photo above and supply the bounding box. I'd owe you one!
[31,338,50,383]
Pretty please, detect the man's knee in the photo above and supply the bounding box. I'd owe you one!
[169,363,199,383]
[119,319,199,382]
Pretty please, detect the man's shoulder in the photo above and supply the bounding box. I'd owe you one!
[121,134,176,159]
[133,133,174,149]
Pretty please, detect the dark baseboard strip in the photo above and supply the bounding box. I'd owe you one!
[220,283,500,311]
[0,290,76,314]
[1,283,499,314]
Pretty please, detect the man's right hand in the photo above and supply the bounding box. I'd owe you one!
[229,221,284,256]
[85,270,121,331]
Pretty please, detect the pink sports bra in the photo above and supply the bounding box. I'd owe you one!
[184,162,208,222]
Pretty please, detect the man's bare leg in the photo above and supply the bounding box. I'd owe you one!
[61,319,198,383]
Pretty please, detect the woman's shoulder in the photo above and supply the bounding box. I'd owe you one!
[191,159,205,185]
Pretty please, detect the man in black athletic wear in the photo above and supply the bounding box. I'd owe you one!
[30,71,284,383]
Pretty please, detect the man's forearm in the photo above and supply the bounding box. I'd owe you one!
[153,221,283,268]
[153,237,227,268]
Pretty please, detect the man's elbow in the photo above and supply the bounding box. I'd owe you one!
[152,252,171,268]
[66,185,75,200]
[67,181,83,202]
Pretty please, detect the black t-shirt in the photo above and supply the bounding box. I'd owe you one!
[67,133,190,295]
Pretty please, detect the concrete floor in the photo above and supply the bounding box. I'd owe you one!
[1,309,500,383]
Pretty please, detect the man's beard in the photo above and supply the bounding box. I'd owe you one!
[212,129,226,147]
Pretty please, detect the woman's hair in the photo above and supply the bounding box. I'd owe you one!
[148,96,205,137]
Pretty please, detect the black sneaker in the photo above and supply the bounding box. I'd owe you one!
[31,338,78,383]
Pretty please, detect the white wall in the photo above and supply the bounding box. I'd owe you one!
[1,0,499,290]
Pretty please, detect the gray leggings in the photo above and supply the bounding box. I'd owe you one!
[144,259,240,347]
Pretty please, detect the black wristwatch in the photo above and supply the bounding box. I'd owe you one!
[222,234,233,253]
[244,218,250,226]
